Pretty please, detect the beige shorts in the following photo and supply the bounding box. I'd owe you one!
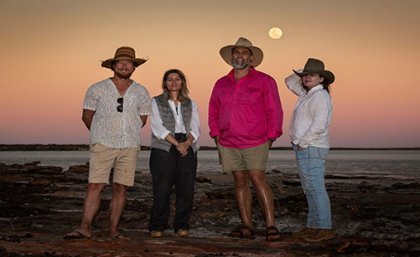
[218,142,270,173]
[89,144,140,186]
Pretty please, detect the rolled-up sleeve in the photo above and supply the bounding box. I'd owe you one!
[189,100,201,142]
[138,87,151,115]
[83,86,98,111]
[285,72,306,96]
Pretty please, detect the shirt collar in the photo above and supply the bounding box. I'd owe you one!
[227,67,257,81]
[307,84,324,94]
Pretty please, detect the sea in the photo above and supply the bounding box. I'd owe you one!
[0,150,419,180]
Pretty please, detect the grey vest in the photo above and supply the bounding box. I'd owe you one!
[151,92,198,152]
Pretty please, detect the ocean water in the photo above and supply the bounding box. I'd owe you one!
[0,150,419,179]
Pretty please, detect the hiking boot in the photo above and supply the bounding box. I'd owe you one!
[291,227,318,239]
[304,229,336,242]
[150,230,163,238]
[176,229,189,237]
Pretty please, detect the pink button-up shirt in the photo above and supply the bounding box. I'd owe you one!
[208,68,283,148]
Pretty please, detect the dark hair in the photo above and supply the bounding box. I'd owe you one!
[162,69,190,102]
[321,76,331,94]
[110,61,116,71]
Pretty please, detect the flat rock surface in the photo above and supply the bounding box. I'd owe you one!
[1,162,420,256]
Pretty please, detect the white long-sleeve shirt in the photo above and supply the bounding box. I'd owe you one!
[285,73,332,148]
[150,98,200,141]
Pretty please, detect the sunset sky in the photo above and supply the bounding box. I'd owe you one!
[1,0,419,147]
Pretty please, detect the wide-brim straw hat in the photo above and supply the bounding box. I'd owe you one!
[101,46,147,69]
[219,37,264,67]
[293,58,335,85]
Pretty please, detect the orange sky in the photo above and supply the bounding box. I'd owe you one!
[1,0,419,147]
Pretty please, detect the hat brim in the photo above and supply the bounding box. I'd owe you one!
[293,69,335,85]
[101,57,147,69]
[219,45,263,67]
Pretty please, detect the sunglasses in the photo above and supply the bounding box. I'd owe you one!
[117,97,124,112]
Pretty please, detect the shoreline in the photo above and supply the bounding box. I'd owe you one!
[1,144,420,151]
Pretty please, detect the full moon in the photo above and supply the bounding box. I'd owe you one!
[269,27,283,39]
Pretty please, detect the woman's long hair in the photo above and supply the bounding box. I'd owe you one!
[162,69,190,102]
[322,77,331,94]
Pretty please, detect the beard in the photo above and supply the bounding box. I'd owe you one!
[114,70,134,79]
[231,57,249,70]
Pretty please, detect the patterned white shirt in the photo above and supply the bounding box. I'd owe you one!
[83,78,151,148]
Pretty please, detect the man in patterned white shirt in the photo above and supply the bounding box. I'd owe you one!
[64,46,151,240]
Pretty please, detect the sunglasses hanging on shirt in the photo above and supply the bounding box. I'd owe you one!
[117,97,124,112]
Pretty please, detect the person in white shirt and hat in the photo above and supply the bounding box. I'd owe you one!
[64,46,151,240]
[285,58,336,242]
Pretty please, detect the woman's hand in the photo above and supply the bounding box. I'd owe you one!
[296,144,305,151]
[176,140,191,157]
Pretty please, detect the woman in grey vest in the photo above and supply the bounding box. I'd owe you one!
[148,69,200,238]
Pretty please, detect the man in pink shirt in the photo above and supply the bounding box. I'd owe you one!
[208,37,283,241]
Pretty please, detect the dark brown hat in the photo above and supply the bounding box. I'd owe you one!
[101,46,147,69]
[293,58,335,85]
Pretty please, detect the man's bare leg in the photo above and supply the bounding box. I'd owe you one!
[249,170,276,227]
[232,171,253,229]
[109,183,127,237]
[78,183,105,238]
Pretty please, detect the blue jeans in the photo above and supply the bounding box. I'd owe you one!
[293,145,331,229]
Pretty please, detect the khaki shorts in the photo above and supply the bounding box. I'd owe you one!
[218,142,270,173]
[89,144,140,186]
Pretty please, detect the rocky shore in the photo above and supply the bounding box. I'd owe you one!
[1,161,419,256]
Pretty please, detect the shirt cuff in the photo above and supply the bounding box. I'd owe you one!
[285,73,301,84]
[159,131,171,140]
[189,131,199,143]
[292,140,307,148]
[209,130,220,139]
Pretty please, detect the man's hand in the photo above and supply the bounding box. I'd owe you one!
[214,136,219,146]
[82,109,95,130]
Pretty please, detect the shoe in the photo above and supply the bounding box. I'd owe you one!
[176,229,189,237]
[291,227,318,239]
[228,225,255,239]
[150,230,163,238]
[304,229,336,242]
[265,226,281,242]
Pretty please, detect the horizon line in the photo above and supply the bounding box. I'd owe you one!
[0,144,419,151]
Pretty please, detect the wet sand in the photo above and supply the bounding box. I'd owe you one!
[1,161,419,256]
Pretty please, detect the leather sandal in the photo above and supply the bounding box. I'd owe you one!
[228,225,255,239]
[265,226,281,242]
